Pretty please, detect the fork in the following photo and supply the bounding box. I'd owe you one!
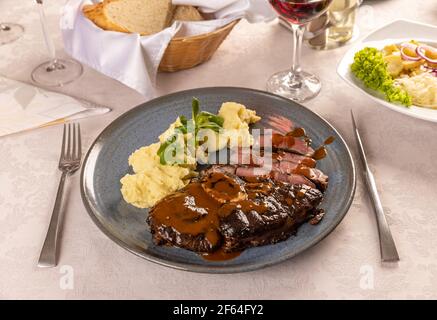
[37,123,82,268]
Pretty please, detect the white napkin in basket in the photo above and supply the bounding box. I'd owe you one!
[173,0,275,23]
[61,0,275,99]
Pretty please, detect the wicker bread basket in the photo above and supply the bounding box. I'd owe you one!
[159,19,240,72]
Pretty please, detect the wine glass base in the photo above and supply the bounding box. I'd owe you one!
[267,70,321,103]
[31,59,83,87]
[0,23,24,45]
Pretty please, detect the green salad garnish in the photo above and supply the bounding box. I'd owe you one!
[351,47,412,106]
[157,98,224,165]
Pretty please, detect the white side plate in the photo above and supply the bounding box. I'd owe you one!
[337,19,437,123]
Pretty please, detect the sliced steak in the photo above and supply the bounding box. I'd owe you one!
[235,165,271,178]
[201,164,237,176]
[253,133,314,156]
[274,151,316,168]
[220,183,323,252]
[302,167,329,191]
[271,171,316,188]
[148,171,324,253]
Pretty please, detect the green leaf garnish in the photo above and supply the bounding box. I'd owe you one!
[157,98,224,165]
[192,97,200,119]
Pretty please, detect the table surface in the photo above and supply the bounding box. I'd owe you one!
[1,0,436,299]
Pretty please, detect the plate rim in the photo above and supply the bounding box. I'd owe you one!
[80,87,357,274]
[337,19,437,123]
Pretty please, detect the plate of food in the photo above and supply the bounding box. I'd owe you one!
[81,87,356,273]
[337,19,437,122]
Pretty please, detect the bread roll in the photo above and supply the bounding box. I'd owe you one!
[103,0,174,36]
[83,2,129,33]
[172,5,204,22]
[83,1,204,36]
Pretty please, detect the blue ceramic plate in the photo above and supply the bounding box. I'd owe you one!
[81,87,356,273]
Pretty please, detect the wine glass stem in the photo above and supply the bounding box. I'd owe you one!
[37,2,57,65]
[290,23,305,76]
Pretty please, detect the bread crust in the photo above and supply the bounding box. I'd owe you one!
[83,1,129,33]
[171,5,204,22]
[82,1,203,36]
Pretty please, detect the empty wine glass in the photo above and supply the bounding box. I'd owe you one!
[31,0,83,87]
[0,22,24,45]
[267,0,333,102]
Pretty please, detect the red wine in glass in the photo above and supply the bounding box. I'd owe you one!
[266,0,333,102]
[269,0,332,24]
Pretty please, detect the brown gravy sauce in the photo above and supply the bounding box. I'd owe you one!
[152,183,222,247]
[151,172,269,260]
[151,132,335,261]
[287,127,306,138]
[313,136,335,160]
[202,248,242,261]
[282,128,335,161]
[324,136,335,145]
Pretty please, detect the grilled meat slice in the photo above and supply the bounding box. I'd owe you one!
[253,133,315,156]
[220,183,323,252]
[148,171,324,254]
[228,145,328,192]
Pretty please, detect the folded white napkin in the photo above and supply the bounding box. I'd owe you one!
[0,76,87,137]
[173,0,275,23]
[61,0,275,99]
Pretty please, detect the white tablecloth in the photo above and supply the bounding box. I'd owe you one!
[1,0,436,299]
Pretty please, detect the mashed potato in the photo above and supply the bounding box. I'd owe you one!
[219,102,261,149]
[120,102,261,208]
[205,102,261,148]
[219,102,261,130]
[120,142,195,209]
[396,73,437,108]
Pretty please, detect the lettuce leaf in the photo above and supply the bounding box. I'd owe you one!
[351,47,412,107]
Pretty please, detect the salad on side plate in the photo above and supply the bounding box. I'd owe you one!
[351,40,437,109]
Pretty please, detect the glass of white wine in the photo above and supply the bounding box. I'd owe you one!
[308,0,362,50]
[328,0,361,42]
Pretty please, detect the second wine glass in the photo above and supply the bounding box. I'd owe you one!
[31,0,83,87]
[267,0,333,102]
[0,22,24,45]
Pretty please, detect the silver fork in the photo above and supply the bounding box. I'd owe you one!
[38,123,82,268]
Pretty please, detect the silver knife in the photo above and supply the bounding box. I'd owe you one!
[351,110,400,262]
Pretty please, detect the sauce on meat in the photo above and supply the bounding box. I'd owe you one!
[202,248,241,261]
[313,136,335,160]
[149,134,334,261]
[150,182,222,248]
[324,136,335,145]
[150,172,271,260]
[287,127,306,138]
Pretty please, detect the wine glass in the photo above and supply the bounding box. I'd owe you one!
[267,0,333,102]
[31,0,83,87]
[0,22,24,45]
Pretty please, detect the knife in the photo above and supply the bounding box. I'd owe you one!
[350,110,400,262]
[39,99,111,128]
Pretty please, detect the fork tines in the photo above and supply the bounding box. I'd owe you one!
[60,123,82,165]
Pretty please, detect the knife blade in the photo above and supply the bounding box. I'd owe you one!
[351,110,400,262]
